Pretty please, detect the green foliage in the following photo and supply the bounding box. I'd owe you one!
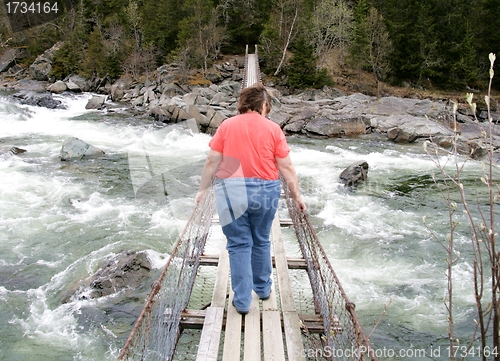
[219,0,272,54]
[348,0,370,71]
[3,0,498,91]
[82,29,107,78]
[141,0,184,61]
[51,42,82,79]
[287,38,334,89]
[259,16,282,72]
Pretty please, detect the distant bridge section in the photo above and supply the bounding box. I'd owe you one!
[242,45,262,88]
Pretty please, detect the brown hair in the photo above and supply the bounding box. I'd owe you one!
[237,83,272,115]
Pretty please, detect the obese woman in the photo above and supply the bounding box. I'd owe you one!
[195,83,306,314]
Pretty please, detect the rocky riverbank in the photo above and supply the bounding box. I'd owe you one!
[2,43,500,162]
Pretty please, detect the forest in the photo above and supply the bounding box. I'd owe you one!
[1,0,499,92]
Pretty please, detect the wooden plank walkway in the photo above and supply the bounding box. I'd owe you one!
[190,213,310,360]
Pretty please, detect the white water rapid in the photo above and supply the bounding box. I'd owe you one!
[0,92,494,360]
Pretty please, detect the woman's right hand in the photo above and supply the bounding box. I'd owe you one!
[293,195,307,212]
[195,189,208,205]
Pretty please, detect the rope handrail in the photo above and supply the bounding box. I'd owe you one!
[281,178,376,360]
[117,185,216,361]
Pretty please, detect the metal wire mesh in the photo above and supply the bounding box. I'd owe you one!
[117,185,216,361]
[281,177,377,361]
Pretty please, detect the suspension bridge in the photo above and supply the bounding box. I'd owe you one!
[117,45,376,361]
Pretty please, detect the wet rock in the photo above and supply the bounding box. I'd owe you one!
[71,75,93,92]
[339,160,369,187]
[13,90,64,109]
[85,95,106,110]
[387,127,417,143]
[60,137,105,161]
[0,145,27,160]
[67,251,152,301]
[47,80,68,93]
[66,76,87,92]
[87,251,151,299]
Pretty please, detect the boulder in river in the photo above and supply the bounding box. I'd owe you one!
[339,160,369,187]
[66,251,152,301]
[60,137,105,161]
[47,80,68,93]
[13,90,64,109]
[0,146,27,160]
[85,95,106,110]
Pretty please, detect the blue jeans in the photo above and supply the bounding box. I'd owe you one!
[215,178,281,312]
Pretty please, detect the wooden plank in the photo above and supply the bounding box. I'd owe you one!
[222,292,242,361]
[195,238,230,361]
[283,311,306,361]
[243,292,261,361]
[262,310,285,361]
[212,238,229,307]
[271,215,295,312]
[196,306,225,361]
[262,275,285,361]
[200,255,308,270]
[212,216,290,225]
[271,214,306,361]
[180,310,325,333]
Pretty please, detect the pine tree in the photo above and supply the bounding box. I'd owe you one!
[348,0,371,77]
[288,37,333,89]
[82,29,107,78]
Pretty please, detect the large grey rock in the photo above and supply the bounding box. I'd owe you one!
[0,48,28,73]
[339,160,369,187]
[67,251,151,301]
[387,127,417,143]
[363,96,420,116]
[284,119,306,133]
[186,104,208,125]
[206,108,226,128]
[210,92,229,105]
[218,81,241,96]
[304,116,368,137]
[162,83,186,97]
[205,70,223,83]
[408,99,447,119]
[149,105,171,122]
[29,42,63,81]
[13,91,64,109]
[60,137,105,161]
[47,80,67,93]
[85,95,106,110]
[375,115,454,140]
[67,75,90,92]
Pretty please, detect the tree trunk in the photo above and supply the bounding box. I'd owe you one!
[274,8,298,76]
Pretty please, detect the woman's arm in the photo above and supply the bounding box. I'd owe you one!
[276,155,306,212]
[195,149,223,204]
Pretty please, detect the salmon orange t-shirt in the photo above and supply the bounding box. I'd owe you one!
[209,112,290,180]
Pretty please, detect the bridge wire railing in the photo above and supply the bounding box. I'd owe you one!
[281,176,377,361]
[242,44,249,88]
[117,184,216,361]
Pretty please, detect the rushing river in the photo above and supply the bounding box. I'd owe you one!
[0,92,496,361]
